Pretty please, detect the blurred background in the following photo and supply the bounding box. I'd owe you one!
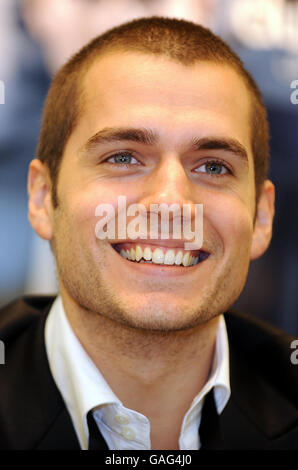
[0,0,297,333]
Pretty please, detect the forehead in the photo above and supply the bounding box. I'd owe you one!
[77,51,252,152]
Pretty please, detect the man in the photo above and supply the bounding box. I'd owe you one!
[1,17,298,450]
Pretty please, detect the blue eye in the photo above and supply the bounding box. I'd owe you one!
[106,152,138,165]
[196,161,229,175]
[205,162,225,174]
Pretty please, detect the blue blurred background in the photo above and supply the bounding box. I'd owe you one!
[0,0,297,333]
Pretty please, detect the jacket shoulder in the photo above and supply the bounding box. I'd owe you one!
[225,310,298,408]
[0,295,80,449]
[0,296,56,344]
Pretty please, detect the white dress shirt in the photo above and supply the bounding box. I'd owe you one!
[45,296,230,450]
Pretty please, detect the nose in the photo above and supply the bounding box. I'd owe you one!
[136,154,202,247]
[133,153,203,249]
[138,153,196,213]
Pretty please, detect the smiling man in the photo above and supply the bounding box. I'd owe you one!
[1,17,298,451]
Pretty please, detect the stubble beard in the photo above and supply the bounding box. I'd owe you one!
[54,233,249,336]
[52,201,250,337]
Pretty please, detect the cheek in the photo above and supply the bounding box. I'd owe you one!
[226,208,253,253]
[204,193,254,258]
[66,188,121,248]
[64,178,151,245]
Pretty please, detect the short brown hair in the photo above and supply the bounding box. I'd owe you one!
[37,16,269,207]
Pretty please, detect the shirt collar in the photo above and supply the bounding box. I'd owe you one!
[45,295,230,449]
[45,296,121,448]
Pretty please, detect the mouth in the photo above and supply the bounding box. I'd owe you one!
[111,242,210,268]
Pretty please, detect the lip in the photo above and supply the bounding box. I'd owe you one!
[110,242,210,277]
[111,238,200,249]
[111,238,208,255]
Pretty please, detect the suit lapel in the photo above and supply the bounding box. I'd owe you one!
[1,297,80,449]
[3,299,298,450]
[35,408,81,450]
[203,312,298,449]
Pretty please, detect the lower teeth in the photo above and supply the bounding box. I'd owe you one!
[130,259,197,267]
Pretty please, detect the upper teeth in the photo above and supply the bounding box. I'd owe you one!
[119,245,199,267]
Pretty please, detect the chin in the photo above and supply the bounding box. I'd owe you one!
[107,299,216,333]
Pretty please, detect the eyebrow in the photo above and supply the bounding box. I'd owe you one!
[81,126,248,163]
[190,136,248,162]
[81,127,158,153]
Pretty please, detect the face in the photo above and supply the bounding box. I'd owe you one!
[29,52,275,331]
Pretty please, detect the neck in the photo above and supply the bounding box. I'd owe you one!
[61,291,220,449]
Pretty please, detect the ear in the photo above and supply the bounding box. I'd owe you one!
[28,159,54,240]
[250,179,275,260]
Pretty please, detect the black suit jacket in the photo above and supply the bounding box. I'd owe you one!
[1,296,298,450]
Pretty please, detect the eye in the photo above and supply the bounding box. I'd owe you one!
[195,160,230,175]
[105,151,139,165]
